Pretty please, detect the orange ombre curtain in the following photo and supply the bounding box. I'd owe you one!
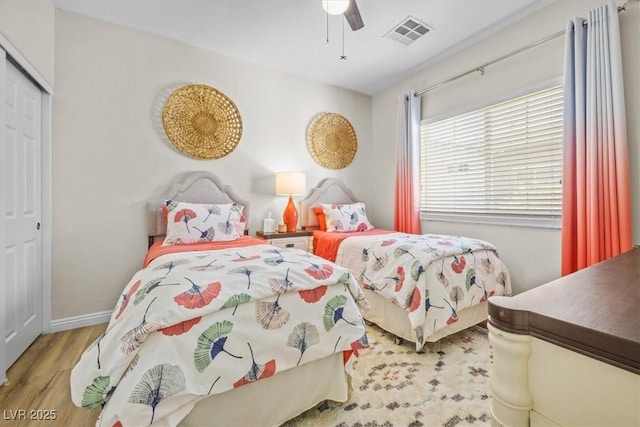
[561,2,632,276]
[394,91,422,234]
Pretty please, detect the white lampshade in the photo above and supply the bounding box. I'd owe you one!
[322,0,349,15]
[275,172,306,196]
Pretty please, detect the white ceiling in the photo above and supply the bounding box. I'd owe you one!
[52,0,556,95]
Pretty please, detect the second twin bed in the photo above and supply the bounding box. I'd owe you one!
[300,178,511,351]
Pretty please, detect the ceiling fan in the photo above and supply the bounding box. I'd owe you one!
[322,0,364,31]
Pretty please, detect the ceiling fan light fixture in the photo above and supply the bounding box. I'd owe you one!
[322,0,349,15]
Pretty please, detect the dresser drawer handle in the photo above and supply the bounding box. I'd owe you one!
[285,243,295,248]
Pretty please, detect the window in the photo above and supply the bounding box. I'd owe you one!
[420,84,563,228]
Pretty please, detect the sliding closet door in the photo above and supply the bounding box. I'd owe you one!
[1,54,43,373]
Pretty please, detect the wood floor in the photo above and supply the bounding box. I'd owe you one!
[0,323,107,426]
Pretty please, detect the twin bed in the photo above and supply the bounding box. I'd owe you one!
[300,178,511,350]
[70,172,368,427]
[70,172,511,426]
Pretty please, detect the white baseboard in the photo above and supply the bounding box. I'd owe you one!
[48,310,112,333]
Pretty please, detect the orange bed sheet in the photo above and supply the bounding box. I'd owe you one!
[143,235,266,267]
[313,228,392,262]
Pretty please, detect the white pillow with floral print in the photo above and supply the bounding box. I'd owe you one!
[163,201,245,245]
[321,202,374,233]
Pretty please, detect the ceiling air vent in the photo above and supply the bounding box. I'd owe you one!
[384,16,432,46]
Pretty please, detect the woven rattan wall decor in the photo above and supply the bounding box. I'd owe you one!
[162,84,242,160]
[306,113,357,169]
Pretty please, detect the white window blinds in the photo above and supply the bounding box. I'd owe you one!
[420,85,563,227]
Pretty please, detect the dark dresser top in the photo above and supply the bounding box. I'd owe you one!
[489,247,639,374]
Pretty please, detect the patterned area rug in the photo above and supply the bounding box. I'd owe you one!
[283,322,493,427]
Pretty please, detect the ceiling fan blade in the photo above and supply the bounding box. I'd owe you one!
[344,0,364,31]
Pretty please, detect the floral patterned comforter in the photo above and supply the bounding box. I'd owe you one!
[335,233,511,351]
[70,244,369,427]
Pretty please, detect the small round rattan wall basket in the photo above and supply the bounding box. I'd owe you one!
[162,84,242,160]
[306,112,357,169]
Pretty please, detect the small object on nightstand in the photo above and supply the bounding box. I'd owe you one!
[277,224,287,233]
[263,212,275,233]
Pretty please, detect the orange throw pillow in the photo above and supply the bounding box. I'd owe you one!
[313,206,327,231]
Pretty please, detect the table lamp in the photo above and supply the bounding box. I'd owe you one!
[275,171,306,232]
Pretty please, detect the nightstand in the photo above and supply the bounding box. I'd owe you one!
[256,230,313,254]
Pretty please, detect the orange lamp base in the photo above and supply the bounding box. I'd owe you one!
[282,195,298,232]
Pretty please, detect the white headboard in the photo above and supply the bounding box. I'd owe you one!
[299,178,359,229]
[147,171,251,244]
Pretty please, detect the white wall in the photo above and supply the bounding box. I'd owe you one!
[371,0,639,295]
[619,2,640,249]
[52,10,372,319]
[0,0,55,89]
